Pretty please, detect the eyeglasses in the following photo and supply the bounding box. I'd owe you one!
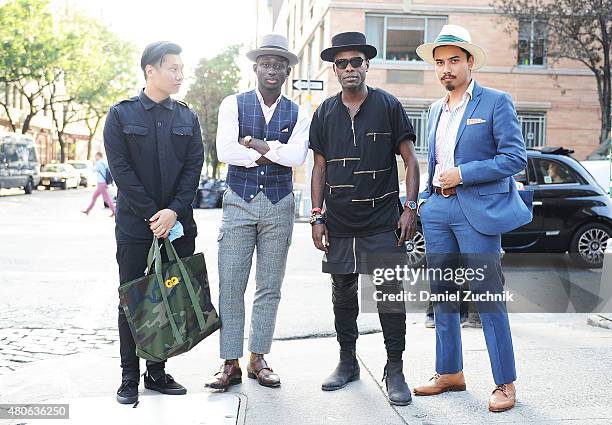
[334,57,365,69]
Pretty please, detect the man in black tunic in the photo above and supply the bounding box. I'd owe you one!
[309,32,420,406]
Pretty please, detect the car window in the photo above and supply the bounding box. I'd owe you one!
[534,159,577,185]
[70,163,86,169]
[28,147,37,163]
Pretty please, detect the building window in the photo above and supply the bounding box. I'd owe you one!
[518,20,546,66]
[318,23,325,59]
[518,111,546,148]
[366,15,446,62]
[405,108,429,155]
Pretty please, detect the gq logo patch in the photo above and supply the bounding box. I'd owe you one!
[165,276,180,288]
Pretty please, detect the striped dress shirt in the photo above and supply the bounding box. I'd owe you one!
[432,79,475,187]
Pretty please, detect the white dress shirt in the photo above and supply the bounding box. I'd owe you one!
[216,89,310,168]
[432,79,475,187]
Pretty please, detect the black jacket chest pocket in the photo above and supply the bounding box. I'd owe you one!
[365,131,392,143]
[171,125,193,158]
[123,125,149,155]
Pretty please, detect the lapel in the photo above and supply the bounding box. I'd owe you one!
[428,101,443,164]
[454,81,482,148]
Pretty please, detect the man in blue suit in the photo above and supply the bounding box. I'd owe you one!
[412,25,532,412]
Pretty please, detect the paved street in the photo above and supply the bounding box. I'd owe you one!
[1,187,612,424]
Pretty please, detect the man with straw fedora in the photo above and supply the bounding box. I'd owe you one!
[412,25,532,412]
[205,34,310,391]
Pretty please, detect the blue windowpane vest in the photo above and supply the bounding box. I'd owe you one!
[227,90,299,204]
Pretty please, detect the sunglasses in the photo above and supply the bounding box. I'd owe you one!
[334,57,365,69]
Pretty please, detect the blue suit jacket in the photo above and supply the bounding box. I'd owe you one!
[420,81,533,236]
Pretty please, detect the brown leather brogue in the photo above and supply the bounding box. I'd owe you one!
[489,382,516,412]
[247,354,281,388]
[413,371,466,396]
[204,361,242,391]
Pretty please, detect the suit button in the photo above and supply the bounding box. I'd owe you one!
[250,194,254,199]
[157,122,162,127]
[260,171,264,175]
[259,185,264,189]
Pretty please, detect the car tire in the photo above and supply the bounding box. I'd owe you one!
[24,178,34,194]
[61,182,67,190]
[406,225,427,269]
[569,222,611,268]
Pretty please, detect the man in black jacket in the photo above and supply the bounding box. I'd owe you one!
[104,41,204,405]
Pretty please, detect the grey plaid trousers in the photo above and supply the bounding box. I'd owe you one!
[217,189,294,359]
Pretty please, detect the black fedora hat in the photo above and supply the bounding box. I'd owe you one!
[320,31,377,62]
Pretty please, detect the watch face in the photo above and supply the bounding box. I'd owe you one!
[407,201,417,210]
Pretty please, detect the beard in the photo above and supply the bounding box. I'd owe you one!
[444,81,456,91]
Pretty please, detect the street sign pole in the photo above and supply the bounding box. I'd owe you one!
[292,79,324,217]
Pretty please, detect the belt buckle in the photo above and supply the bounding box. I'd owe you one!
[440,187,451,198]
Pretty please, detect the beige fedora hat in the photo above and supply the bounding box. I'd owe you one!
[416,24,487,70]
[246,33,299,66]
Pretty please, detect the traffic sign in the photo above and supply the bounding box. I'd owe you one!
[292,80,324,91]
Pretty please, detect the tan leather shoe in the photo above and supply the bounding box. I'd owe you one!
[413,371,466,396]
[204,361,242,391]
[247,354,281,388]
[489,382,516,412]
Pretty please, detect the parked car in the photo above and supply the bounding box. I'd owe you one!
[401,147,612,268]
[67,160,95,187]
[580,159,610,194]
[192,178,228,209]
[39,163,80,190]
[0,132,40,194]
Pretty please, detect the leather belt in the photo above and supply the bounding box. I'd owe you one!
[433,186,457,197]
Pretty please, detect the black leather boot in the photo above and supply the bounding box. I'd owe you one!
[321,350,360,391]
[383,360,412,406]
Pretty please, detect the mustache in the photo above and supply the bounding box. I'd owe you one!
[441,74,455,80]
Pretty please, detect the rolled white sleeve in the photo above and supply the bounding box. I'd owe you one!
[262,106,310,167]
[215,95,261,168]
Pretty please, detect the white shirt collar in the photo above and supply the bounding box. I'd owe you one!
[256,88,283,109]
[443,79,475,109]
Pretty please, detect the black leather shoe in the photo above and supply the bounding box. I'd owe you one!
[116,379,139,404]
[383,360,412,406]
[424,315,435,328]
[321,350,360,391]
[144,372,187,395]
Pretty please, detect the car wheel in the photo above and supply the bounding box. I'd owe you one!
[24,178,34,194]
[570,223,611,268]
[61,182,67,190]
[406,226,427,268]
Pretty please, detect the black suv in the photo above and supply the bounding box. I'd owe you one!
[403,147,612,268]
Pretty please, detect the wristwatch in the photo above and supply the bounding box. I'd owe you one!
[404,200,417,212]
[243,135,253,147]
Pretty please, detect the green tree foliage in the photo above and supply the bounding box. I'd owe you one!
[186,45,241,178]
[0,0,137,161]
[492,0,612,146]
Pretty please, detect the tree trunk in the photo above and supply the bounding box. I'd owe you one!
[57,132,66,163]
[21,112,35,134]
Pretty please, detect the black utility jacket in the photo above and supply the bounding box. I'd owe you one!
[103,90,204,244]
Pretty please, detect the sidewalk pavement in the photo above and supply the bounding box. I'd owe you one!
[1,314,612,425]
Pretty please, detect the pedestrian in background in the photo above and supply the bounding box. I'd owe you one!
[81,152,116,217]
[104,41,204,405]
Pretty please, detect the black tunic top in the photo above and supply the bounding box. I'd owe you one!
[309,87,415,237]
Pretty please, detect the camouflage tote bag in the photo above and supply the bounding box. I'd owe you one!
[118,238,221,362]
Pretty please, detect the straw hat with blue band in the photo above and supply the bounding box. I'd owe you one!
[416,24,487,70]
